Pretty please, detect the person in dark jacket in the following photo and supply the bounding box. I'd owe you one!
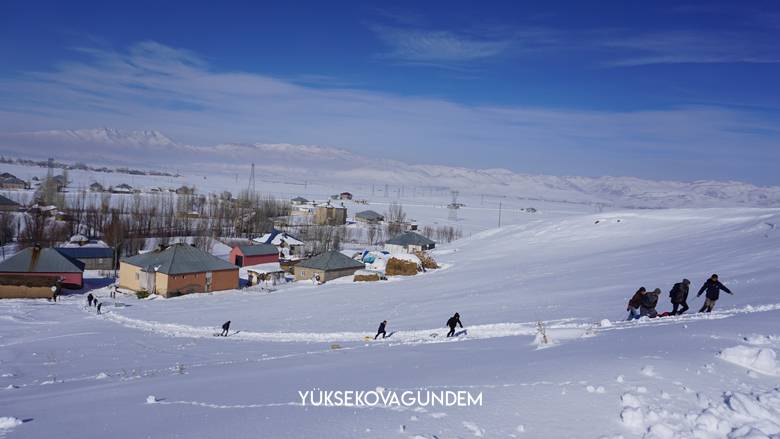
[87,293,94,307]
[669,279,691,315]
[96,302,103,315]
[697,274,733,313]
[220,320,231,336]
[626,287,646,321]
[640,288,660,318]
[446,313,463,337]
[375,320,387,339]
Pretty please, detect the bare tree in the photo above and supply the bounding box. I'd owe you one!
[386,202,406,236]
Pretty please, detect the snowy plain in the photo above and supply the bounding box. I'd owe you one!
[2,192,780,438]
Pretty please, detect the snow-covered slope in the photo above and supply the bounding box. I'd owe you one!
[2,128,780,208]
[2,207,780,438]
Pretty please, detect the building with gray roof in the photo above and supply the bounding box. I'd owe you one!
[384,232,436,254]
[119,243,238,298]
[294,251,364,283]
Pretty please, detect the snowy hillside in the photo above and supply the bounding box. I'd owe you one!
[2,128,780,208]
[2,207,780,438]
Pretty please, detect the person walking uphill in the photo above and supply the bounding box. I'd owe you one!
[627,287,646,320]
[87,293,94,307]
[446,313,463,337]
[375,320,387,339]
[640,288,661,318]
[220,321,231,337]
[669,279,691,315]
[697,274,733,313]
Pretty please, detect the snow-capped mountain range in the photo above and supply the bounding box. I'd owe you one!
[3,127,780,208]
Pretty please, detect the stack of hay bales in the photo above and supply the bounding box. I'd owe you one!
[354,270,382,282]
[413,251,439,269]
[386,254,422,276]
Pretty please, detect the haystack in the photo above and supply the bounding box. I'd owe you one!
[413,251,439,269]
[386,257,419,276]
[354,270,382,282]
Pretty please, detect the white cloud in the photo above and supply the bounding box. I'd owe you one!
[0,41,779,183]
[370,25,513,63]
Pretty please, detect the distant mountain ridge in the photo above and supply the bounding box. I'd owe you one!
[2,127,780,208]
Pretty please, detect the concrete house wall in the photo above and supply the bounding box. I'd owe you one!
[119,262,238,298]
[294,266,361,283]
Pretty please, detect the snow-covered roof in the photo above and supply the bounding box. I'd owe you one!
[245,262,284,274]
[254,230,304,246]
[356,210,384,220]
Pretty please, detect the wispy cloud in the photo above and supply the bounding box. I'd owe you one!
[0,41,779,183]
[369,25,515,65]
[601,30,780,66]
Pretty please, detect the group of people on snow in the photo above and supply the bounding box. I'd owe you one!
[86,293,103,315]
[373,313,463,339]
[626,274,733,320]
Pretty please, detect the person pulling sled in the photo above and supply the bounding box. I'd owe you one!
[446,313,463,337]
[375,320,387,339]
[669,279,691,315]
[220,320,231,336]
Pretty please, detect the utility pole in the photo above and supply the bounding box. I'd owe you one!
[498,201,502,228]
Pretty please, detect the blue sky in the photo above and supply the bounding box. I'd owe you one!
[1,0,780,184]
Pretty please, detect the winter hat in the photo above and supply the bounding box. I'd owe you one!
[711,274,719,279]
[652,288,661,294]
[683,279,690,285]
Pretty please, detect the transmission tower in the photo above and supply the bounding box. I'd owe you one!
[448,190,460,221]
[247,163,256,195]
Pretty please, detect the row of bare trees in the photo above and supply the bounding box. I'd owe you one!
[6,188,290,256]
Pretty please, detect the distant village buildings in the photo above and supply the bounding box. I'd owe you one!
[355,210,384,224]
[0,194,20,212]
[314,203,347,225]
[253,230,305,259]
[0,172,28,190]
[110,183,134,194]
[56,235,115,271]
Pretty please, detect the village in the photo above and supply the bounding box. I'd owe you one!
[0,160,456,301]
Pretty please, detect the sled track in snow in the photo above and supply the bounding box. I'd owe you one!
[100,302,780,345]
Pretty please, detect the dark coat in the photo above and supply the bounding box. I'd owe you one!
[447,316,463,329]
[628,290,645,309]
[222,321,231,331]
[377,322,386,333]
[641,291,659,309]
[697,279,732,301]
[669,282,689,304]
